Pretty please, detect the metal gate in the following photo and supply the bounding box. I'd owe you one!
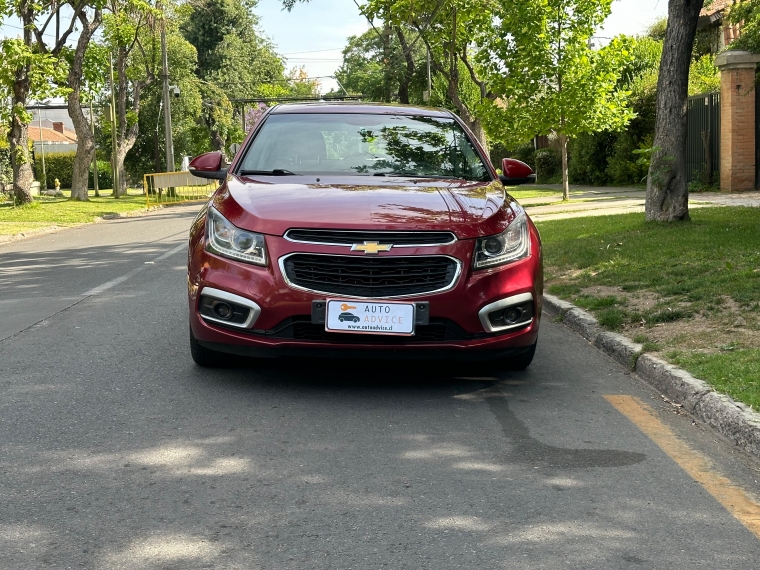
[687,92,720,185]
[756,83,760,189]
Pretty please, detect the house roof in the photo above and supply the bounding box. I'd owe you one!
[28,127,77,144]
[701,0,734,18]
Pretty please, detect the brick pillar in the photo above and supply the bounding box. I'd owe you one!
[715,51,760,192]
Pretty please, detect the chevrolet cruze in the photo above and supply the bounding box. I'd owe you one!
[187,103,542,368]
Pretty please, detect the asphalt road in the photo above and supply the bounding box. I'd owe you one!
[1,207,759,569]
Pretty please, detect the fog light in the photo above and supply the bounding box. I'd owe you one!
[485,300,534,331]
[504,307,523,324]
[213,302,233,320]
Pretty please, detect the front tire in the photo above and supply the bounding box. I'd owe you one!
[189,326,226,367]
[507,341,537,371]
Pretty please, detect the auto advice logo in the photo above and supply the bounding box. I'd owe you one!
[351,241,392,254]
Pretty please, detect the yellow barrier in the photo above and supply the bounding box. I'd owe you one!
[143,171,218,206]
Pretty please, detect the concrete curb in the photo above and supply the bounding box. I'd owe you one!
[543,293,760,459]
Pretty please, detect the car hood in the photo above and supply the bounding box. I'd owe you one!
[214,176,519,240]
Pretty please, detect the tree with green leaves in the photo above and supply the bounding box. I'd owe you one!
[102,0,164,196]
[364,0,495,149]
[477,0,634,200]
[181,0,292,153]
[0,1,70,204]
[334,26,427,104]
[645,0,705,222]
[283,0,493,149]
[122,26,206,177]
[727,0,760,52]
[37,4,105,201]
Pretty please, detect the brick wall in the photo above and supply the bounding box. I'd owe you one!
[720,67,757,192]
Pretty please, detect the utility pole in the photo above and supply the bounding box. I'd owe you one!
[160,14,175,172]
[38,112,47,191]
[109,53,119,196]
[424,46,432,102]
[89,98,99,198]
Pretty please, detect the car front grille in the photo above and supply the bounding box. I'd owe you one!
[260,316,477,343]
[281,254,460,297]
[284,229,457,247]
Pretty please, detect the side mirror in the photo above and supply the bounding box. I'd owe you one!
[189,152,227,180]
[499,158,536,186]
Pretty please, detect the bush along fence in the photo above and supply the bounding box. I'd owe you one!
[33,152,113,191]
[0,146,11,192]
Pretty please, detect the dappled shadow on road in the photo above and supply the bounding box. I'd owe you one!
[0,221,193,299]
[1,262,758,569]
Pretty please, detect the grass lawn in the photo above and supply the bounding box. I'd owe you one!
[0,190,148,236]
[507,186,562,199]
[536,207,760,409]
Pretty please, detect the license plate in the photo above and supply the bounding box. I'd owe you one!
[325,300,415,336]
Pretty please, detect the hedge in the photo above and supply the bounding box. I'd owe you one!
[33,152,113,190]
[0,147,11,186]
[535,148,561,183]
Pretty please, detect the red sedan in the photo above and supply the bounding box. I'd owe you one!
[187,103,542,368]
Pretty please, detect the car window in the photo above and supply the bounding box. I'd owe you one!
[239,113,490,181]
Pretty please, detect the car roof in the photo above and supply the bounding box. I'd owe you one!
[269,101,454,118]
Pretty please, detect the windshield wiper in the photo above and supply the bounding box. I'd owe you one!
[382,172,462,179]
[239,169,297,176]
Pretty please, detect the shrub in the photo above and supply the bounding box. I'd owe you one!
[89,161,114,190]
[510,143,536,170]
[34,151,75,188]
[569,132,616,185]
[34,152,113,190]
[535,148,560,183]
[489,140,510,170]
[0,146,11,187]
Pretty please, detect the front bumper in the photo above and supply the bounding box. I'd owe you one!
[188,229,542,359]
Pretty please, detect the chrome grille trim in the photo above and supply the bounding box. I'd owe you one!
[278,253,463,299]
[284,229,458,248]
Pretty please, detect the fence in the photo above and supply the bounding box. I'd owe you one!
[686,92,721,185]
[756,82,760,189]
[143,171,218,206]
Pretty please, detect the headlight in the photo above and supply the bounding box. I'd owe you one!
[206,206,267,266]
[473,213,530,269]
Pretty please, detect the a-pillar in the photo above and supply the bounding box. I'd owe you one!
[715,50,760,192]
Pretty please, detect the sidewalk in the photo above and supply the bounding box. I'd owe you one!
[522,185,760,221]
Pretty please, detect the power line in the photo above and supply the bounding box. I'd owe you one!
[281,47,344,55]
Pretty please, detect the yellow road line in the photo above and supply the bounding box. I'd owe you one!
[604,395,760,540]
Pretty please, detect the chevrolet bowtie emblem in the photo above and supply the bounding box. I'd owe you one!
[351,241,393,254]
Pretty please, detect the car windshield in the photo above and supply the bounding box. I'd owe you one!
[238,112,490,181]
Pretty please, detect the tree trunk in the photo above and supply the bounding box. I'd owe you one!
[382,25,392,102]
[9,106,34,205]
[560,133,569,201]
[67,9,102,201]
[395,27,416,105]
[9,5,35,205]
[645,0,704,221]
[116,146,129,197]
[114,46,130,198]
[113,46,147,197]
[210,129,225,154]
